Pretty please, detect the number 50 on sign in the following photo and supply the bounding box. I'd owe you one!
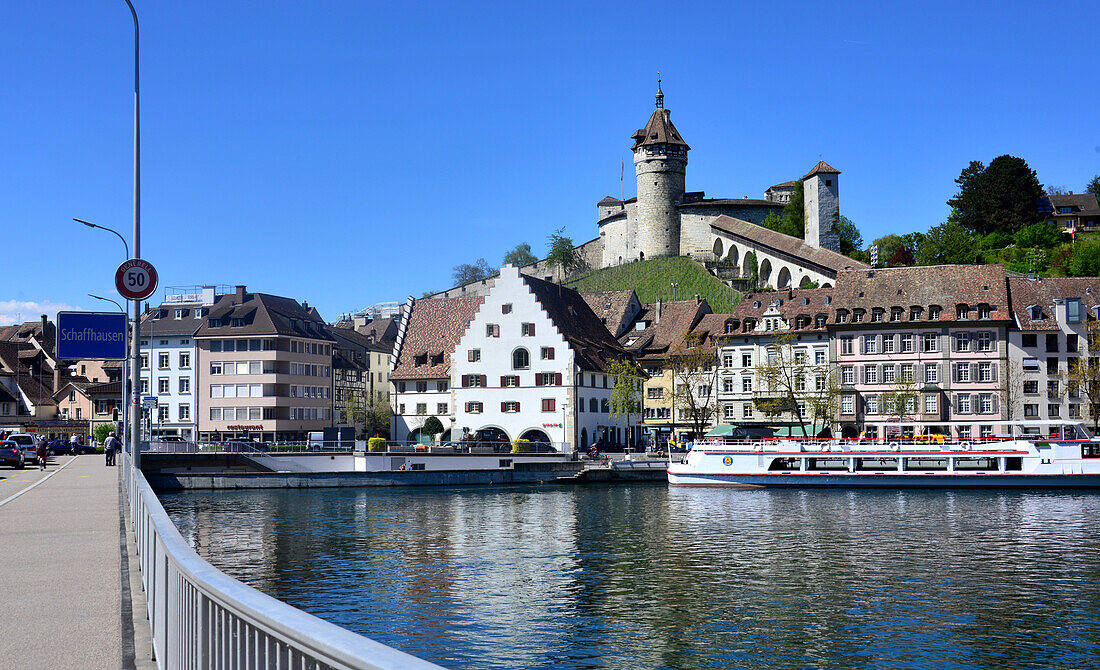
[115,259,159,301]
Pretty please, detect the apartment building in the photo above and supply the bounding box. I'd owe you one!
[830,265,1011,440]
[713,288,833,434]
[194,285,335,443]
[1006,276,1100,425]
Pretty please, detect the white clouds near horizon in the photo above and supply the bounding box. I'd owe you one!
[0,300,83,327]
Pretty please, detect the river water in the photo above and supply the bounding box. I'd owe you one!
[160,484,1100,669]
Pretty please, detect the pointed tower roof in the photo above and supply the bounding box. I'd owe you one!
[802,161,841,180]
[631,78,689,151]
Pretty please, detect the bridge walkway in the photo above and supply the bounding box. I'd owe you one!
[0,453,152,669]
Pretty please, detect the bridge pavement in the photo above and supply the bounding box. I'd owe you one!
[0,453,152,669]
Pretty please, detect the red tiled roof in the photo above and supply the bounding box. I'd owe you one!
[1007,276,1100,331]
[580,290,639,338]
[520,276,633,372]
[730,287,835,333]
[620,299,711,359]
[803,161,841,180]
[391,297,483,380]
[631,108,689,151]
[710,215,868,274]
[680,199,782,209]
[832,265,1011,321]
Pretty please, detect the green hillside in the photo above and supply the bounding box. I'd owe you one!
[566,256,741,313]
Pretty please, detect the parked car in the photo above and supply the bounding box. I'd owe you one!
[0,440,25,469]
[7,434,38,465]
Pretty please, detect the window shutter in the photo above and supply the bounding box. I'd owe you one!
[501,402,507,412]
[992,395,999,415]
[500,376,507,387]
[515,402,520,412]
[859,365,866,384]
[464,402,469,412]
[555,373,562,386]
[970,363,978,381]
[493,324,500,337]
[480,375,487,387]
[951,335,957,352]
[530,323,535,336]
[991,363,998,382]
[968,394,976,413]
[877,364,885,384]
[548,347,555,360]
[860,337,866,355]
[894,363,901,380]
[953,394,960,414]
[461,374,469,387]
[535,375,543,387]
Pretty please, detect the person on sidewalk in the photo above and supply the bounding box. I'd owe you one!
[104,432,119,467]
[36,437,49,470]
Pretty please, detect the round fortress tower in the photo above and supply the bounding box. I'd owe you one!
[632,80,689,260]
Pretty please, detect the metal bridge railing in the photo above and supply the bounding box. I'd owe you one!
[120,448,447,669]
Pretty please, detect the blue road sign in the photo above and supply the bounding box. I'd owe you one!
[56,311,128,360]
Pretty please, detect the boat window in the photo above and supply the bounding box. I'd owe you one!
[807,458,849,471]
[768,457,800,471]
[856,458,899,471]
[1083,444,1100,459]
[904,457,948,471]
[953,457,998,471]
[1005,457,1023,471]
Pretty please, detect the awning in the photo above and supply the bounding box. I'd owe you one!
[705,425,737,437]
[773,424,827,437]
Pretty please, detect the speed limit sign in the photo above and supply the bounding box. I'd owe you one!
[115,259,159,300]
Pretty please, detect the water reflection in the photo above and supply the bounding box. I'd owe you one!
[160,486,1100,670]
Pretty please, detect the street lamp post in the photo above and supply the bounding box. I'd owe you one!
[89,294,129,442]
[124,0,143,470]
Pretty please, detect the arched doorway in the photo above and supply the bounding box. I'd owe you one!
[520,429,551,451]
[742,253,756,279]
[841,425,859,439]
[474,426,510,452]
[799,275,814,288]
[777,267,791,288]
[712,238,724,258]
[726,245,739,268]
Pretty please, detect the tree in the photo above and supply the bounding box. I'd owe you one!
[871,234,905,262]
[915,218,978,266]
[834,215,863,256]
[607,358,644,449]
[882,379,919,429]
[422,416,444,443]
[546,227,579,281]
[1067,320,1100,431]
[667,333,718,440]
[744,251,759,284]
[452,258,493,286]
[887,246,915,267]
[753,331,826,436]
[503,243,537,267]
[760,181,805,239]
[1013,221,1062,249]
[1069,239,1100,277]
[998,359,1026,422]
[365,391,391,438]
[946,155,1044,235]
[1088,175,1100,201]
[1046,184,1069,195]
[340,387,368,437]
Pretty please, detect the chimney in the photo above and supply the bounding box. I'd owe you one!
[235,285,246,303]
[53,368,60,392]
[656,299,663,322]
[40,314,47,333]
[302,300,309,310]
[695,294,701,304]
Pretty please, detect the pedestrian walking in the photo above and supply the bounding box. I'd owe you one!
[104,432,119,467]
[70,434,79,455]
[36,437,49,470]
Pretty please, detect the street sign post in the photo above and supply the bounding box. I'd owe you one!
[115,258,159,301]
[56,311,128,360]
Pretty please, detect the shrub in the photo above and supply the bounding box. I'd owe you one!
[368,437,387,452]
[512,438,531,453]
[93,422,115,446]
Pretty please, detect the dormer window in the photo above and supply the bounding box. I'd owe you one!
[1029,305,1042,320]
[928,305,942,320]
[231,318,245,327]
[835,310,849,324]
[870,308,884,323]
[815,315,826,328]
[174,309,185,319]
[414,353,428,366]
[890,307,903,322]
[910,306,923,321]
[956,304,970,320]
[724,320,736,334]
[852,309,865,323]
[753,301,761,309]
[977,304,992,320]
[635,321,647,331]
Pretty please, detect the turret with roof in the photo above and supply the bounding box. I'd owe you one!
[633,77,689,262]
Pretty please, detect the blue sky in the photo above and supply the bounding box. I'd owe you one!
[2,0,1098,325]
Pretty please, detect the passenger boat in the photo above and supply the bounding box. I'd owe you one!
[667,421,1100,487]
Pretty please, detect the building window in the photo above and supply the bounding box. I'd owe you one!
[742,377,753,393]
[921,333,938,352]
[979,394,993,414]
[841,395,854,415]
[901,363,914,382]
[1021,333,1037,348]
[502,303,513,314]
[883,366,896,384]
[871,309,884,323]
[540,347,555,360]
[924,395,937,414]
[743,402,754,418]
[158,405,170,422]
[1048,404,1060,418]
[956,394,971,414]
[513,348,530,369]
[866,395,880,415]
[179,404,190,421]
[468,349,481,362]
[541,398,556,412]
[466,402,483,414]
[1046,334,1059,352]
[1023,403,1039,417]
[157,377,169,394]
[140,354,149,369]
[978,363,992,382]
[415,403,427,415]
[977,332,993,352]
[723,354,734,368]
[502,401,520,413]
[955,364,970,383]
[723,378,734,393]
[1047,358,1059,375]
[179,377,190,393]
[647,387,664,399]
[865,366,878,384]
[924,363,939,384]
[416,381,428,393]
[437,403,448,415]
[929,306,942,320]
[841,366,854,385]
[521,322,536,336]
[1068,334,1079,353]
[502,375,519,387]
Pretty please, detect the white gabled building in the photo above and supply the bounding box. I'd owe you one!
[451,265,638,452]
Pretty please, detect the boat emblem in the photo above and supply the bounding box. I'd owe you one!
[722,456,733,466]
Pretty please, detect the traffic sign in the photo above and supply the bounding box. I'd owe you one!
[56,311,128,360]
[115,259,159,300]
[142,396,158,409]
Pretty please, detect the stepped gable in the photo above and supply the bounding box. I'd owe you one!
[832,265,1010,321]
[631,108,689,150]
[580,289,639,338]
[730,287,835,332]
[710,215,868,274]
[520,275,632,372]
[194,289,333,341]
[391,296,483,380]
[1008,276,1100,331]
[621,299,711,359]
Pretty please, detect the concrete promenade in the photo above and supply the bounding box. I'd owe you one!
[0,454,151,669]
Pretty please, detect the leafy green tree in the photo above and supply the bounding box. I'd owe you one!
[871,234,905,261]
[781,180,805,232]
[915,219,978,265]
[607,358,644,449]
[422,416,444,443]
[947,155,1044,235]
[503,243,537,267]
[1069,239,1100,277]
[761,211,801,238]
[546,227,579,280]
[452,259,493,286]
[744,251,759,283]
[834,215,863,255]
[1088,175,1100,201]
[978,229,1013,251]
[1014,221,1062,249]
[365,392,391,438]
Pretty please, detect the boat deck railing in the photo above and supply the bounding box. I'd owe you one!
[120,447,447,669]
[692,435,1064,453]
